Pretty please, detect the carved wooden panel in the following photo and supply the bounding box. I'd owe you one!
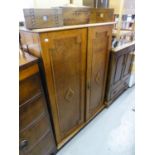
[65,88,75,102]
[105,43,135,105]
[43,29,87,142]
[86,25,112,120]
[95,71,102,85]
[114,55,125,83]
[123,53,133,77]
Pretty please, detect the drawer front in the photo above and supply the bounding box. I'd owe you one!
[23,9,63,29]
[111,81,128,99]
[96,11,113,22]
[20,115,50,150]
[90,9,114,23]
[111,83,125,99]
[62,8,90,25]
[26,132,55,155]
[19,74,42,104]
[20,95,47,130]
[124,78,130,87]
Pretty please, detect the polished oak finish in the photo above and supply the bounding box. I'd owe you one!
[19,51,56,155]
[20,24,113,148]
[19,74,42,104]
[40,29,87,144]
[86,25,112,120]
[105,43,135,106]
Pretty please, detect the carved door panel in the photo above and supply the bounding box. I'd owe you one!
[122,52,133,78]
[113,52,133,89]
[112,54,125,89]
[40,29,87,143]
[86,25,112,120]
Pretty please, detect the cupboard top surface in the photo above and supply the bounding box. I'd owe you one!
[19,50,38,69]
[19,22,116,33]
[111,41,135,52]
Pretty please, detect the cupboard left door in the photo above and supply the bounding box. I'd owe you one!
[40,29,87,145]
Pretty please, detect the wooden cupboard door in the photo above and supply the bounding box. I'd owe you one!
[86,25,112,120]
[122,52,133,78]
[113,54,125,87]
[112,52,133,89]
[40,29,87,143]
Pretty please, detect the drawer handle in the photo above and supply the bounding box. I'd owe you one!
[100,13,104,18]
[44,38,49,42]
[20,140,28,150]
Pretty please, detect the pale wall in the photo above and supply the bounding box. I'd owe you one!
[109,0,122,14]
[33,0,82,7]
[19,0,34,21]
[109,0,135,14]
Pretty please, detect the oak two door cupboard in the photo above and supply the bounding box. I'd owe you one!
[20,24,113,148]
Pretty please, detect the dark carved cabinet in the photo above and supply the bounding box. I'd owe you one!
[19,52,56,155]
[105,42,135,106]
[20,23,113,148]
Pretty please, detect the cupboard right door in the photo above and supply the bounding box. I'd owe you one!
[86,25,112,120]
[122,52,134,81]
[112,54,126,89]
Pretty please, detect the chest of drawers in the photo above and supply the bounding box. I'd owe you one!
[19,51,56,155]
